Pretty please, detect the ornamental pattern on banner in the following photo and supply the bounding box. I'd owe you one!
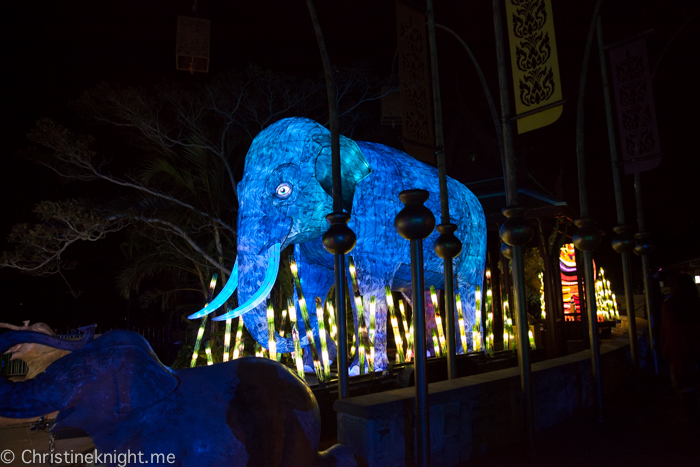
[609,38,661,174]
[505,0,563,134]
[396,0,435,164]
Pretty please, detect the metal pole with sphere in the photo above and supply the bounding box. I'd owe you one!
[395,189,435,467]
[426,0,462,379]
[492,0,535,453]
[596,17,639,371]
[574,0,604,422]
[305,0,355,399]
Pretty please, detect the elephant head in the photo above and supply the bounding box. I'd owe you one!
[0,327,177,429]
[212,118,370,354]
[1,327,357,467]
[0,321,72,380]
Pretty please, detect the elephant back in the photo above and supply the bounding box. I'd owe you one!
[352,141,485,266]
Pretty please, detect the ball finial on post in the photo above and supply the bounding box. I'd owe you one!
[395,189,435,240]
[322,212,356,255]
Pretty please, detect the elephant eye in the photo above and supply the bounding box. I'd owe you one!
[275,182,293,199]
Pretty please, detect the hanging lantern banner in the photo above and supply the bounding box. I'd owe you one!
[505,0,563,134]
[395,0,435,164]
[609,38,661,174]
[176,16,210,73]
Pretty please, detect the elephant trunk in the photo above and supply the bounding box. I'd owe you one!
[0,375,63,418]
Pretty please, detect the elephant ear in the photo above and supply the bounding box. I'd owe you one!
[314,134,371,211]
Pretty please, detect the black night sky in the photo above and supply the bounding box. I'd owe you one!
[1,0,699,331]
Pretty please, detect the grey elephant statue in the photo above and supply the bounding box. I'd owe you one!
[191,117,487,372]
[0,326,355,467]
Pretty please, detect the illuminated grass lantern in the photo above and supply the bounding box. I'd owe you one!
[315,297,331,382]
[474,286,482,352]
[455,293,470,353]
[484,270,495,355]
[223,315,232,363]
[398,299,413,360]
[539,272,546,320]
[191,274,218,368]
[232,317,244,359]
[326,302,337,341]
[266,300,277,359]
[430,286,446,356]
[287,298,305,380]
[348,257,370,374]
[289,257,323,380]
[204,341,214,366]
[385,287,406,364]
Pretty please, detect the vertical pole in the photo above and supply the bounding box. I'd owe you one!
[596,17,638,370]
[306,0,355,399]
[426,0,459,379]
[411,239,430,467]
[583,249,603,414]
[574,0,604,422]
[634,173,659,374]
[335,254,349,398]
[395,189,435,467]
[493,0,534,453]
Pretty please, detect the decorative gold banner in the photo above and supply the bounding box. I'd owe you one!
[396,0,435,164]
[505,0,563,134]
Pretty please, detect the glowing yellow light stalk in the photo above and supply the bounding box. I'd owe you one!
[354,296,371,373]
[289,256,323,381]
[190,316,208,368]
[279,308,288,337]
[315,297,331,382]
[348,257,371,373]
[232,317,244,359]
[539,272,546,320]
[190,274,219,368]
[287,298,305,380]
[398,299,413,360]
[266,300,277,359]
[204,341,214,366]
[326,302,337,341]
[385,287,405,364]
[528,329,535,349]
[429,286,445,355]
[475,286,482,323]
[223,317,232,362]
[455,294,469,353]
[430,328,441,358]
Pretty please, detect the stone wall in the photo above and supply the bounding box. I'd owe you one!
[334,337,630,466]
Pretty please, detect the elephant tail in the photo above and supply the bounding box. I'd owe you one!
[314,444,357,467]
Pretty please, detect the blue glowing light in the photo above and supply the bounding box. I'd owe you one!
[213,243,281,321]
[187,258,239,319]
[201,117,486,367]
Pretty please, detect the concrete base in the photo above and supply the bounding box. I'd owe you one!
[335,335,630,466]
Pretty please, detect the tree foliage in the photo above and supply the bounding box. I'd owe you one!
[1,65,390,314]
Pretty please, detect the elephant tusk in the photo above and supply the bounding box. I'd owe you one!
[187,258,239,320]
[213,243,281,321]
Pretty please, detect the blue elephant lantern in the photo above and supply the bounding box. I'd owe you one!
[188,117,487,372]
